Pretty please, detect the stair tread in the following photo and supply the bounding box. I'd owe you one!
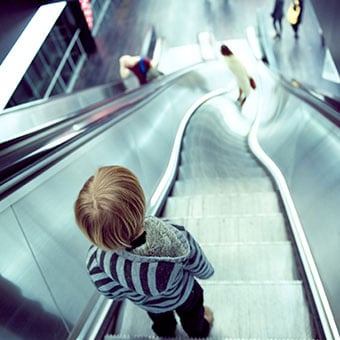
[164,193,281,217]
[113,282,315,339]
[167,215,288,242]
[177,166,268,179]
[200,242,298,280]
[172,177,275,194]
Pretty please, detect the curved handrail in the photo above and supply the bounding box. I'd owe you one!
[249,60,339,340]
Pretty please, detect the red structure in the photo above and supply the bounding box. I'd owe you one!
[79,0,93,30]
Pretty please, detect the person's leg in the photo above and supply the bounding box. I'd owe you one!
[278,19,282,35]
[240,96,247,107]
[292,24,299,38]
[147,310,177,337]
[295,23,300,37]
[237,88,243,103]
[176,280,213,338]
[273,18,278,35]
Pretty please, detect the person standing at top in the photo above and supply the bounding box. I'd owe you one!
[220,44,256,107]
[287,0,304,38]
[271,0,284,38]
[74,165,214,338]
[119,55,163,85]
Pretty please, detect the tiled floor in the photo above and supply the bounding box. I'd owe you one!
[75,0,339,97]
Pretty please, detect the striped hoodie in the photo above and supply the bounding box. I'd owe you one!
[86,216,214,313]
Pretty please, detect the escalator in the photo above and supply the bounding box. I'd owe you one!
[109,95,315,338]
[0,46,339,340]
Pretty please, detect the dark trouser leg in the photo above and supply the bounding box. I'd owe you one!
[273,19,279,35]
[176,280,211,338]
[292,24,299,37]
[147,310,177,337]
[278,20,282,35]
[273,19,282,37]
[273,18,277,34]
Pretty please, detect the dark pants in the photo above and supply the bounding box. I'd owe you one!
[147,280,210,338]
[273,18,282,35]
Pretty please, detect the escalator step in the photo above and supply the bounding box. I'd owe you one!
[168,215,288,243]
[109,282,315,339]
[202,282,315,339]
[177,163,268,180]
[172,177,275,195]
[202,242,298,281]
[163,193,281,217]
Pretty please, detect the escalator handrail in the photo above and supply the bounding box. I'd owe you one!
[262,63,340,125]
[0,62,206,200]
[249,63,340,339]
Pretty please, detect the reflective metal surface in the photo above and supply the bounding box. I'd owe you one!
[0,81,125,144]
[256,64,340,335]
[0,208,68,339]
[0,61,229,339]
[1,53,339,339]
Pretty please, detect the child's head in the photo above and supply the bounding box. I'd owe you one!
[74,165,146,251]
[220,44,233,56]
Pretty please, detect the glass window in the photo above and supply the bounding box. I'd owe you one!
[7,5,88,107]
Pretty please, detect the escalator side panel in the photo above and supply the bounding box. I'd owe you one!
[256,64,340,334]
[0,208,69,339]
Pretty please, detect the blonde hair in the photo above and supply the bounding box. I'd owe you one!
[74,166,146,250]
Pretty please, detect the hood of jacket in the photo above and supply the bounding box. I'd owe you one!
[131,216,188,258]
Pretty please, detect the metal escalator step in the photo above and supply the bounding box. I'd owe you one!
[181,134,248,151]
[172,177,275,195]
[202,242,298,281]
[163,193,281,217]
[167,215,288,242]
[177,163,268,180]
[201,281,315,339]
[106,282,315,339]
[180,150,260,164]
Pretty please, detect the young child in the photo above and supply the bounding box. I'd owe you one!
[74,165,214,338]
[220,44,256,107]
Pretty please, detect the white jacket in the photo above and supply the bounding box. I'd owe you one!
[223,55,252,96]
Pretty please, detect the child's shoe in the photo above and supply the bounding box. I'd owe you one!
[204,306,214,327]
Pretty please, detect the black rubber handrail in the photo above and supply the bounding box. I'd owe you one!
[280,75,340,127]
[289,78,340,114]
[263,63,340,127]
